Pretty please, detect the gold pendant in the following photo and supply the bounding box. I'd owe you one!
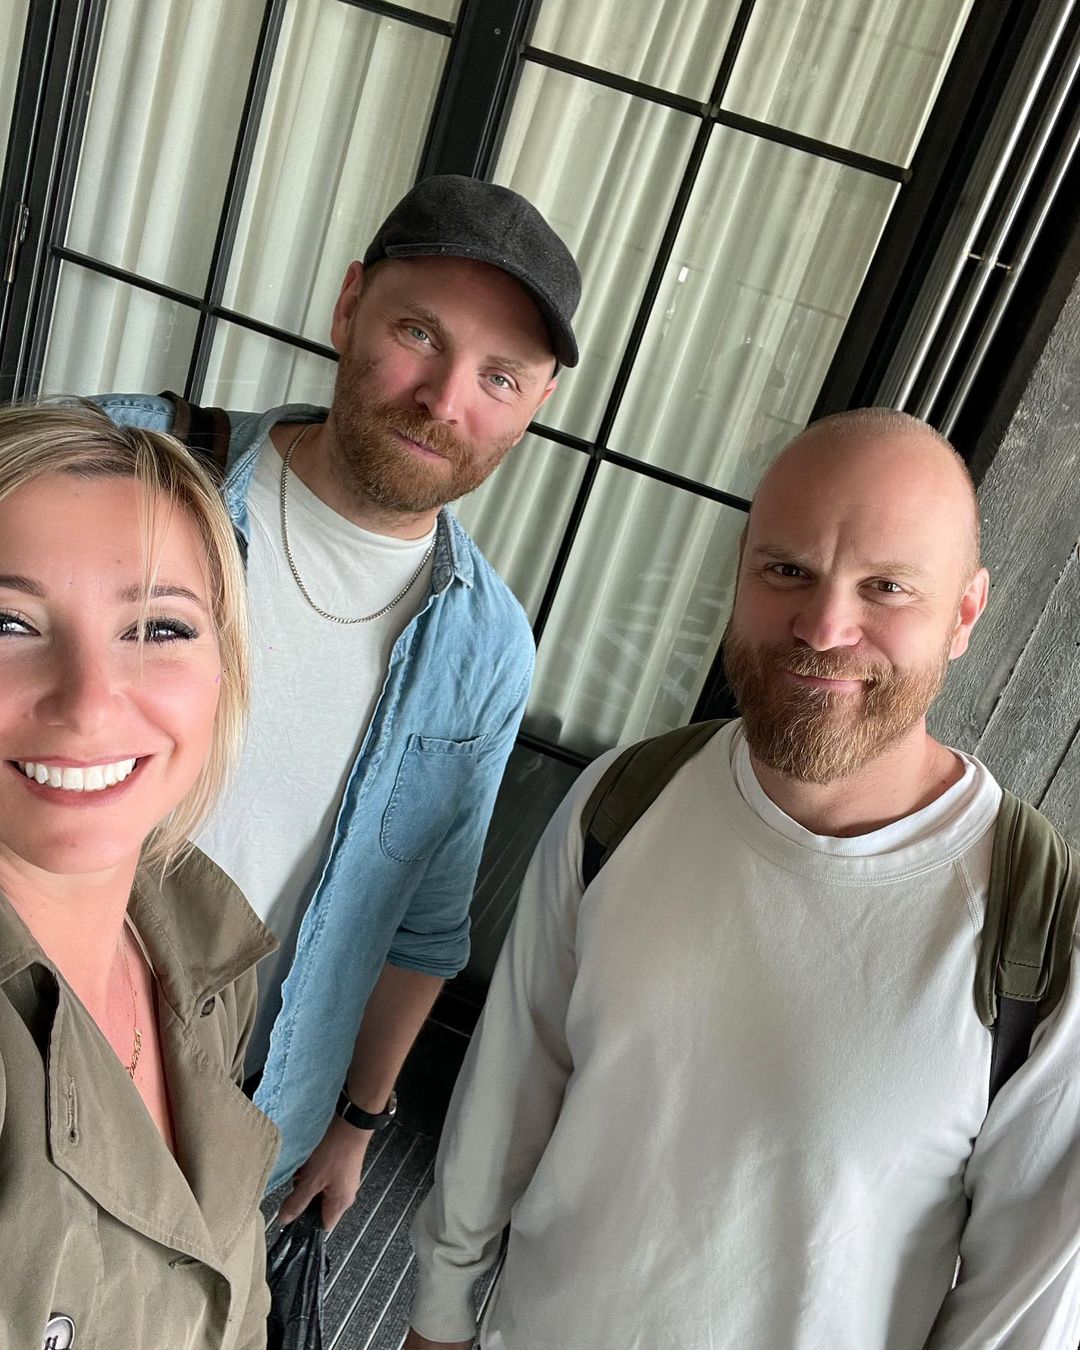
[128,1026,143,1080]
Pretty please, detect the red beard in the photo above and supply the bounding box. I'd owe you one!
[722,626,951,784]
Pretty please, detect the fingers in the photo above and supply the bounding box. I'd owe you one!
[276,1174,354,1230]
[320,1183,353,1232]
[275,1120,368,1229]
[275,1171,317,1227]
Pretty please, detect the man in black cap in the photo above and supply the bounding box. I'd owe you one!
[99,175,580,1226]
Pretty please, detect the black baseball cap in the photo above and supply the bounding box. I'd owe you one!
[363,175,581,368]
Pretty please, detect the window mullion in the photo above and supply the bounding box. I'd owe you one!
[0,0,104,400]
[418,0,540,180]
[185,0,288,402]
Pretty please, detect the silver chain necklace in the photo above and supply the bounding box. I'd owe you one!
[279,424,435,625]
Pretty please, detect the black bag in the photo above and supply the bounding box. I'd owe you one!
[266,1198,328,1350]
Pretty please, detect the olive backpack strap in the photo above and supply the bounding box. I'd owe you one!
[978,789,1080,1104]
[580,720,730,887]
[158,389,233,481]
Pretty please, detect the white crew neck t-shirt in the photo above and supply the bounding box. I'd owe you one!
[731,722,984,852]
[412,723,1080,1348]
[195,438,435,1070]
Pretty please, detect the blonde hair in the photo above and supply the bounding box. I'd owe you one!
[0,399,249,868]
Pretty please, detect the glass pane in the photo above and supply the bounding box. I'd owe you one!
[0,0,28,174]
[223,1,449,342]
[452,434,587,622]
[495,62,699,442]
[395,0,461,20]
[201,322,339,412]
[65,0,265,294]
[609,126,898,499]
[725,0,976,167]
[527,466,745,756]
[530,0,740,100]
[40,264,199,395]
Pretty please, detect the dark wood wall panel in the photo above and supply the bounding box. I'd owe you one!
[967,551,1080,805]
[931,275,1080,847]
[1040,720,1080,842]
[931,278,1080,758]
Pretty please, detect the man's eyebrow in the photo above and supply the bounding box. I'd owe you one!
[489,353,531,380]
[118,582,209,611]
[861,561,928,581]
[749,545,928,580]
[0,573,47,598]
[405,306,447,340]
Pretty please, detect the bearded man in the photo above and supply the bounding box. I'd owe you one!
[405,409,1080,1350]
[98,175,579,1226]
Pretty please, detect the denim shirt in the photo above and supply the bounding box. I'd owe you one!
[97,396,535,1186]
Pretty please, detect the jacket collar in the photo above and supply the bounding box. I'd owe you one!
[0,847,277,1023]
[0,850,279,1272]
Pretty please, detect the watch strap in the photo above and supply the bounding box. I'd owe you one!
[335,1087,397,1132]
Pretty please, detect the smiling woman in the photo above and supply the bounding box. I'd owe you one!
[0,402,280,1349]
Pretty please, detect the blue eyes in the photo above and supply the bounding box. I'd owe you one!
[401,325,517,392]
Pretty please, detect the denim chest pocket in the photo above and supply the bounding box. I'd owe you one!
[380,733,489,863]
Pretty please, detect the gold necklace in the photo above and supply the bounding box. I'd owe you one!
[120,934,143,1081]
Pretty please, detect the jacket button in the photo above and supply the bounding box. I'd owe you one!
[43,1315,75,1348]
[200,997,216,1016]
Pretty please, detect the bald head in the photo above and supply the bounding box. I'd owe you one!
[759,408,981,583]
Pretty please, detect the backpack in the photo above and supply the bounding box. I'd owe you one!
[580,720,1080,1105]
[161,389,233,478]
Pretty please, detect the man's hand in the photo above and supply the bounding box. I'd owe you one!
[276,1115,371,1230]
[402,1331,474,1350]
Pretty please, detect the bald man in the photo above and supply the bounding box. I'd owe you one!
[405,410,1080,1350]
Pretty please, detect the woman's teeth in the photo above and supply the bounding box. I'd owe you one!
[17,759,137,791]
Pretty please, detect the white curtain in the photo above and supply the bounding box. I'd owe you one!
[64,0,267,294]
[217,0,449,348]
[0,0,28,179]
[468,0,973,752]
[41,0,449,397]
[36,0,974,756]
[530,0,742,98]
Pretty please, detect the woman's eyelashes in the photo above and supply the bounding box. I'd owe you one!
[0,610,35,637]
[123,617,201,644]
[0,610,201,643]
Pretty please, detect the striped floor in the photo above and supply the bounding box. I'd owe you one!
[266,1121,499,1348]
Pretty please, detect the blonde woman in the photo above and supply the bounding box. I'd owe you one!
[0,402,279,1347]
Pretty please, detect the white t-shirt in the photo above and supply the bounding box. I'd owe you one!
[731,723,984,851]
[195,438,434,1070]
[412,722,1080,1348]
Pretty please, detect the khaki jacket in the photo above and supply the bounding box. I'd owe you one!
[0,849,280,1350]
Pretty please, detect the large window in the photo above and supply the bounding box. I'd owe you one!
[0,0,990,758]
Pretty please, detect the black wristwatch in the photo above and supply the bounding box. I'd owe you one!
[335,1085,398,1132]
